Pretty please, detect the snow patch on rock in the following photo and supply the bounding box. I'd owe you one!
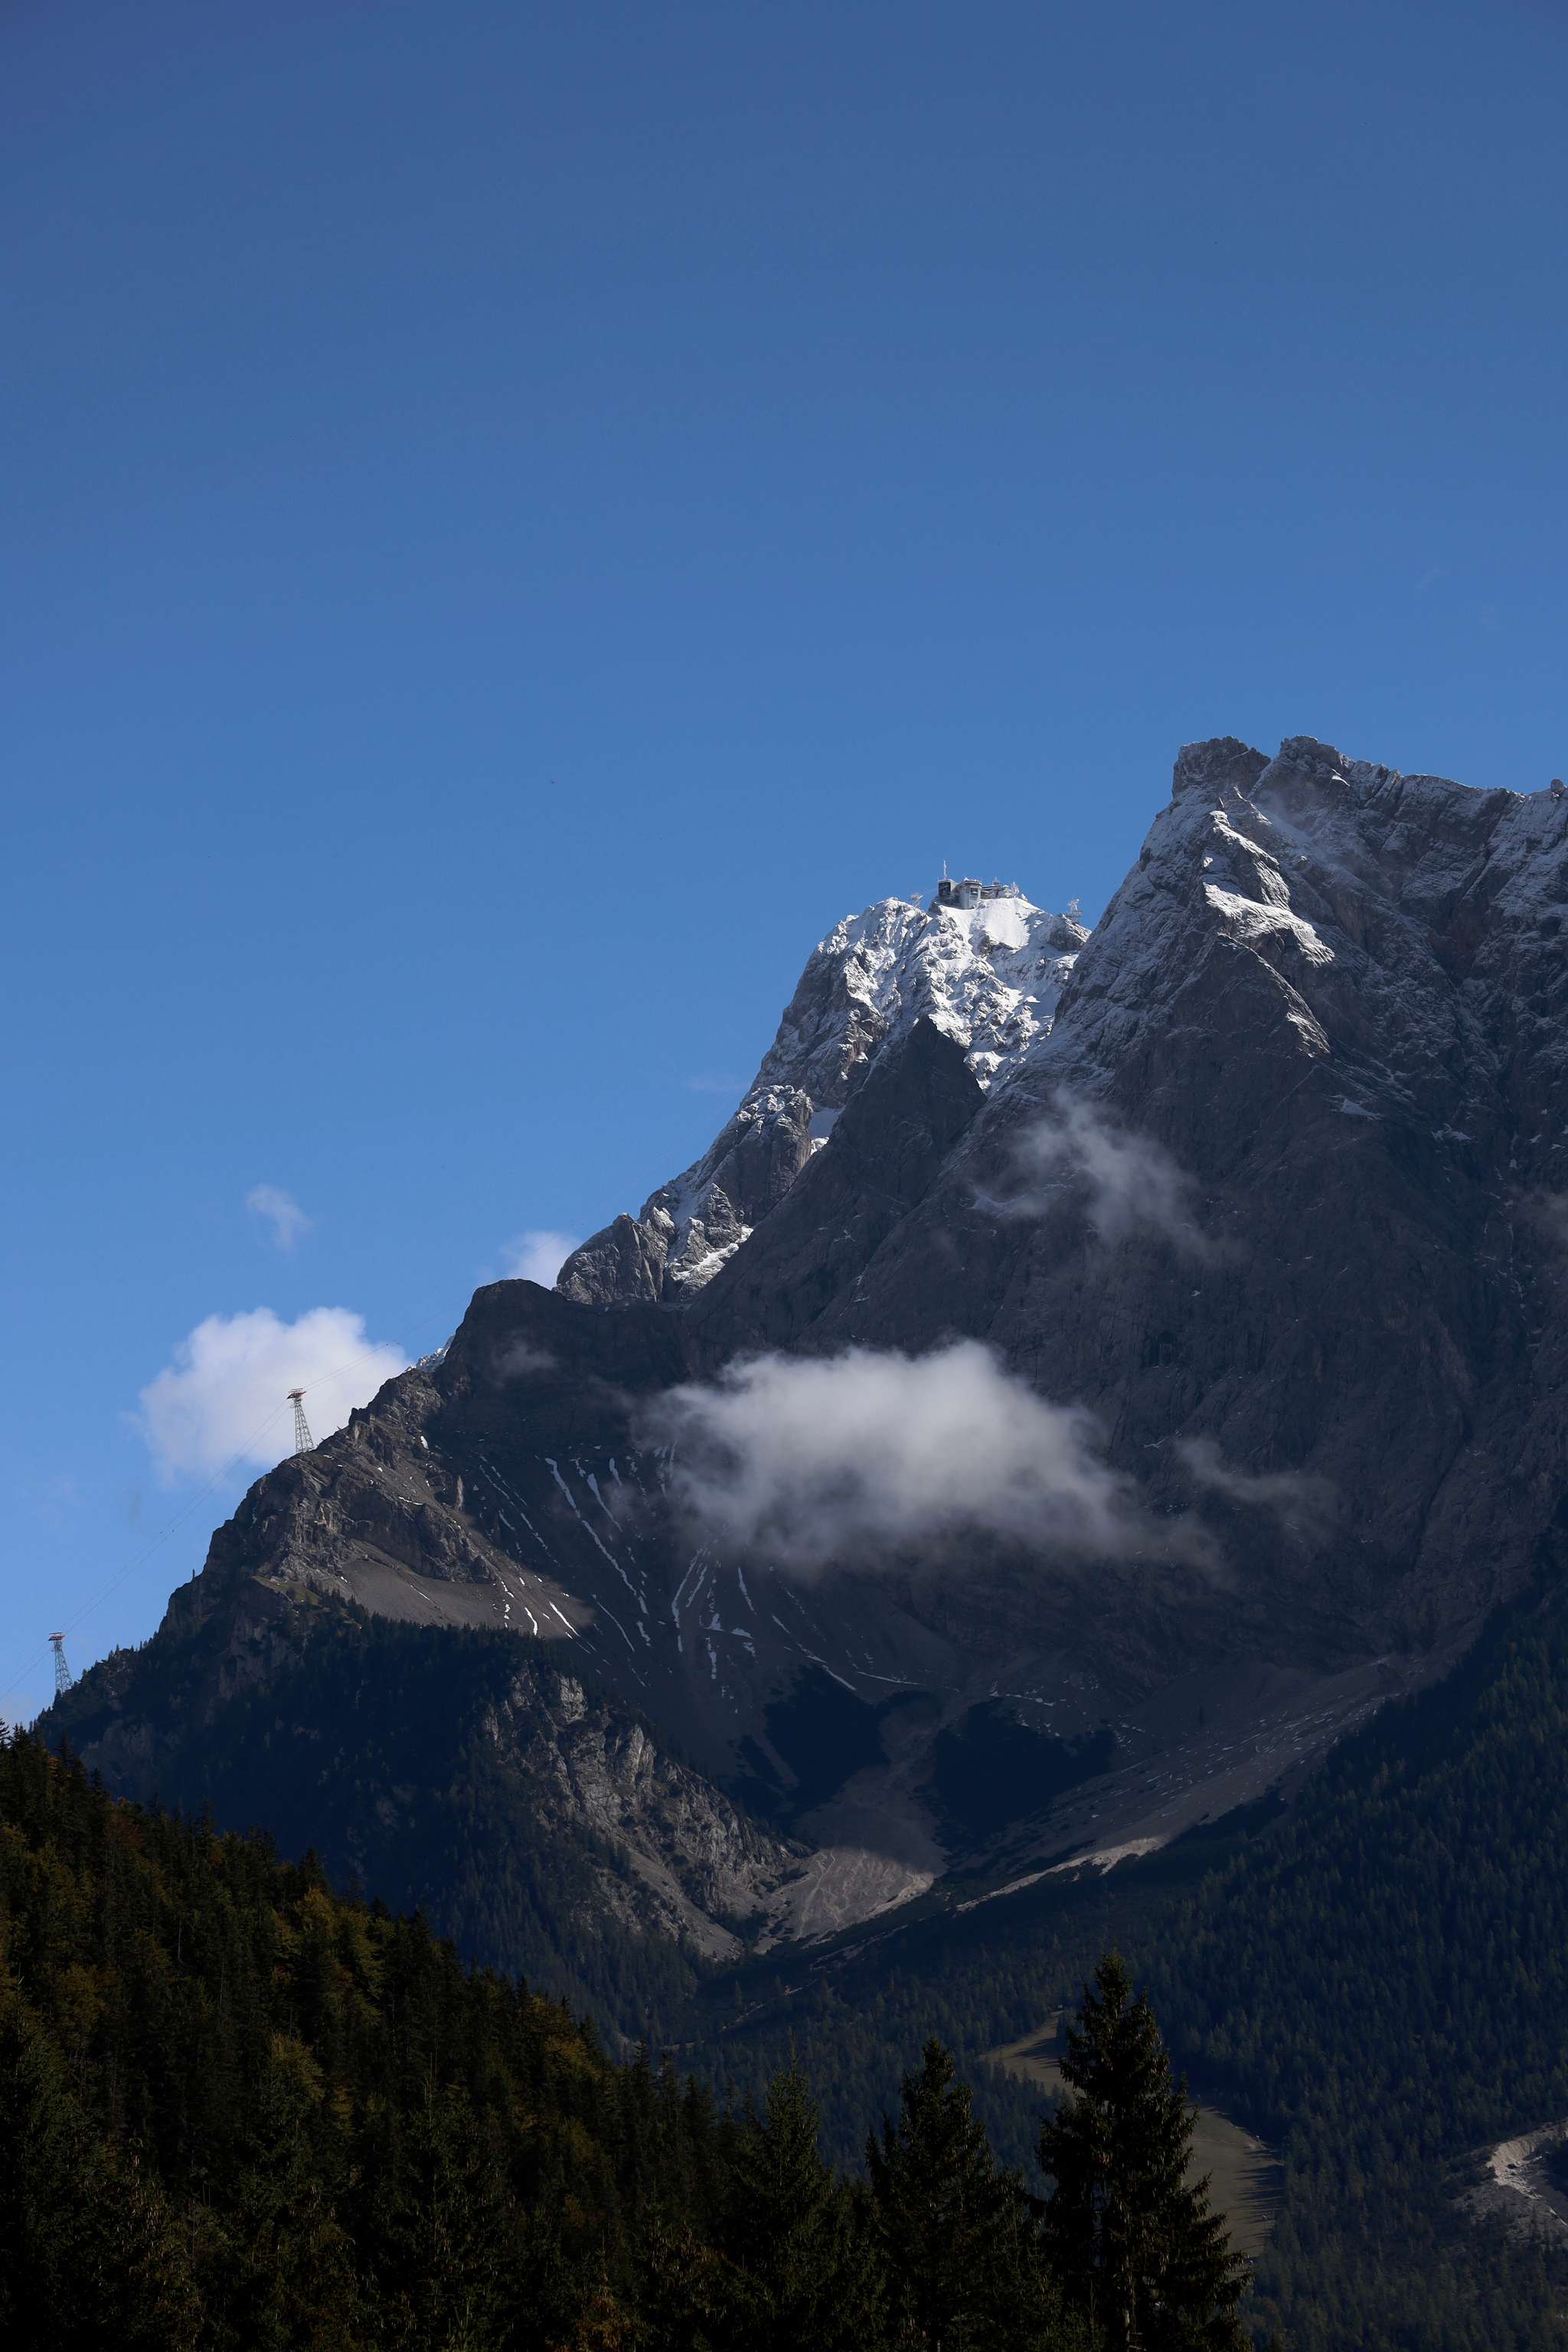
[557,884,1088,1305]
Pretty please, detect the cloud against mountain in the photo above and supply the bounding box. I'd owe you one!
[1174,1436,1339,1539]
[645,1340,1185,1570]
[136,1306,407,1482]
[501,1230,581,1286]
[998,1095,1204,1250]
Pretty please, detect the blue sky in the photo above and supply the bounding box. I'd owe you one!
[2,0,1564,1720]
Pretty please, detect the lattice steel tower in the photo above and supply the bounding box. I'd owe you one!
[48,1633,73,1695]
[288,1389,314,1454]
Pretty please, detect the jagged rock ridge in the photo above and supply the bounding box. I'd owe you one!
[557,881,1087,1305]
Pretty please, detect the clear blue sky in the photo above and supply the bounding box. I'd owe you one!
[2,0,1564,1720]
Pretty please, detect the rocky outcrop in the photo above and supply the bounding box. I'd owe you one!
[557,884,1086,1306]
[485,1661,808,1955]
[682,1014,986,1356]
[558,1086,816,1306]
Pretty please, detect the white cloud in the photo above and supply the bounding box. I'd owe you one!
[645,1340,1192,1570]
[685,1072,746,1096]
[1174,1437,1338,1537]
[247,1185,311,1251]
[501,1230,580,1287]
[136,1306,408,1483]
[1529,1190,1568,1251]
[1000,1095,1203,1250]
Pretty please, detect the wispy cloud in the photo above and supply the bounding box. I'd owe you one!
[135,1306,407,1482]
[501,1230,580,1288]
[684,1073,746,1096]
[643,1340,1204,1571]
[1532,1190,1568,1247]
[994,1094,1205,1252]
[1173,1437,1338,1540]
[247,1184,311,1252]
[30,1472,80,1535]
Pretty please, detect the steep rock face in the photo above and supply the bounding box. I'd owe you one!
[683,1015,986,1356]
[557,885,1086,1306]
[705,735,1568,1657]
[50,1544,806,1975]
[484,1661,808,1955]
[557,1087,817,1308]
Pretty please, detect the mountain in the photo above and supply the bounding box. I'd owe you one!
[557,879,1088,1305]
[46,733,1568,1960]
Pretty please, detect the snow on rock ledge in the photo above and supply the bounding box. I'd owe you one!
[557,884,1089,1307]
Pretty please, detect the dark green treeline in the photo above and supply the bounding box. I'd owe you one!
[0,1732,1098,2350]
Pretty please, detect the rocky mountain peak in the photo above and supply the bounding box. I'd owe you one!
[557,881,1089,1308]
[1169,734,1270,800]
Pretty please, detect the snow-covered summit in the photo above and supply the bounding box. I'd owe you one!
[556,882,1089,1308]
[756,883,1086,1101]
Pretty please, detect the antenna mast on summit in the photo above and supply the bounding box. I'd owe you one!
[288,1390,314,1454]
[48,1633,73,1695]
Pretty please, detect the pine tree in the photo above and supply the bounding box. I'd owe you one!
[636,2218,729,2352]
[867,2036,1076,2350]
[0,1978,197,2352]
[204,2035,360,2352]
[719,2056,884,2352]
[367,2073,511,2351]
[557,2265,635,2350]
[1037,1951,1250,2352]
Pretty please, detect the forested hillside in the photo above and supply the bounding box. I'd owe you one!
[48,1611,740,2046]
[0,1730,693,2346]
[0,1733,1090,2350]
[1148,1589,1568,2350]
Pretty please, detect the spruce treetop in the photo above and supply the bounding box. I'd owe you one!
[1038,1951,1250,2352]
